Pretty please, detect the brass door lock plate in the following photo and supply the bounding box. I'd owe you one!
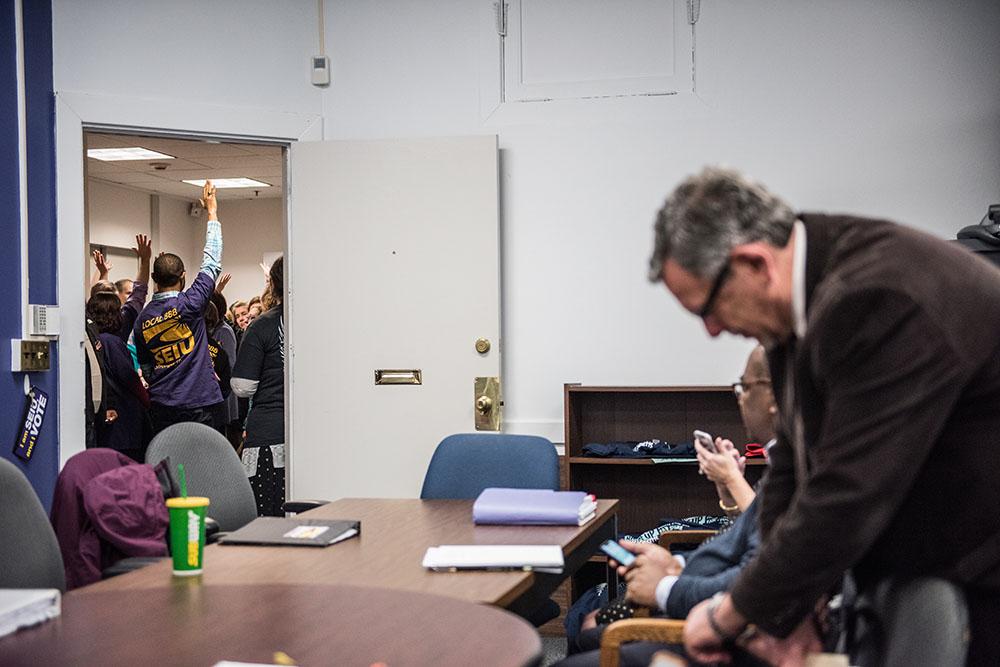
[474,376,502,431]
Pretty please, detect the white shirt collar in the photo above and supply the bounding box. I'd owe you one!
[791,220,808,339]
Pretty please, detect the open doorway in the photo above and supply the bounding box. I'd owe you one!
[83,130,287,499]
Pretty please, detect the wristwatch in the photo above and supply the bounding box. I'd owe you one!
[706,592,758,646]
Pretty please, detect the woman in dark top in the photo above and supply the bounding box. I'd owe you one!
[86,292,150,462]
[204,301,233,434]
[231,256,285,516]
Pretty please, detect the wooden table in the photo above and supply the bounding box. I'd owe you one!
[82,498,618,617]
[0,584,542,666]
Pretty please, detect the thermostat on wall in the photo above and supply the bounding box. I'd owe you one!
[311,55,330,87]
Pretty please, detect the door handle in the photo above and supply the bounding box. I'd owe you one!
[474,377,502,431]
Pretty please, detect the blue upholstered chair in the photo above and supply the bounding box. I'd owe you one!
[420,432,561,627]
[420,433,559,499]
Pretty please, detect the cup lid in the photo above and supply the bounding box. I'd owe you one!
[166,496,210,508]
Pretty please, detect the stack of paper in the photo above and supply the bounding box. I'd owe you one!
[422,544,564,573]
[473,488,597,526]
[0,589,61,638]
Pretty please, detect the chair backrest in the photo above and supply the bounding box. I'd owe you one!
[852,576,969,667]
[146,423,257,532]
[0,458,66,591]
[420,433,559,500]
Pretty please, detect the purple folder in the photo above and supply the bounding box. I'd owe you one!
[472,488,593,525]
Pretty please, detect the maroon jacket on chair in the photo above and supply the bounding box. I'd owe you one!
[50,449,168,590]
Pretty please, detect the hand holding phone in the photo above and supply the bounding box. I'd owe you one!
[693,429,718,454]
[599,539,636,568]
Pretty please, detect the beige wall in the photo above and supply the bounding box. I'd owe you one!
[214,198,284,309]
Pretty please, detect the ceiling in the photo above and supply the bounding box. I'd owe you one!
[85,132,284,200]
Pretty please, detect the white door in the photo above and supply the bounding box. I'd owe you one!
[287,136,501,500]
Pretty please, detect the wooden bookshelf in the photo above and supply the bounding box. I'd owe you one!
[563,384,765,536]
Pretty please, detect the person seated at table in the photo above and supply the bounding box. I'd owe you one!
[558,345,776,667]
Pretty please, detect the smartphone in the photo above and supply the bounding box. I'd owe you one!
[693,429,718,454]
[599,539,636,568]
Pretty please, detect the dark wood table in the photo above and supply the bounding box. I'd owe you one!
[82,498,618,617]
[0,584,542,666]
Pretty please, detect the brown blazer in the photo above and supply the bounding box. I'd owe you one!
[729,213,1000,636]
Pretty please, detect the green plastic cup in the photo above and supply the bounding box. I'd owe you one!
[166,497,210,576]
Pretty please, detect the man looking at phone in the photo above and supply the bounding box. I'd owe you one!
[650,167,1000,666]
[558,346,776,667]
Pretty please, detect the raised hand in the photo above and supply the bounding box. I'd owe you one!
[200,180,218,219]
[133,234,152,261]
[91,250,112,279]
[215,272,231,294]
[132,234,152,284]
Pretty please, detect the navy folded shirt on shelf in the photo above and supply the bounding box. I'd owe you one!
[582,440,696,458]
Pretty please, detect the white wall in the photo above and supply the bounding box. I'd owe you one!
[156,195,202,284]
[320,0,1000,440]
[54,1,1000,444]
[53,0,320,114]
[87,180,151,249]
[215,198,285,306]
[87,180,153,288]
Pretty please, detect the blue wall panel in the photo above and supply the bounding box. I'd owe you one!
[1,0,59,509]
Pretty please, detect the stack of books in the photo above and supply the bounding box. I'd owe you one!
[472,488,598,526]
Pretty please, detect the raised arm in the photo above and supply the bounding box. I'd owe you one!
[200,181,222,281]
[117,234,152,339]
[90,250,112,287]
[133,234,151,285]
[178,181,223,318]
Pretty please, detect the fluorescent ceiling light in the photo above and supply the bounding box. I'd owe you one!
[182,178,272,189]
[87,147,175,161]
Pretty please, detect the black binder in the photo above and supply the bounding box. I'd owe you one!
[219,517,360,547]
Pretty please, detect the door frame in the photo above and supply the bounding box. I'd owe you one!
[55,91,320,474]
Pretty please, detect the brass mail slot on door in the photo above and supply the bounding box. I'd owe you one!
[375,369,422,385]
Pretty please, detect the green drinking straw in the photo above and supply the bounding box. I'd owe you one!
[178,463,188,498]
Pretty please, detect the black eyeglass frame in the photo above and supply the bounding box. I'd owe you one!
[698,260,732,319]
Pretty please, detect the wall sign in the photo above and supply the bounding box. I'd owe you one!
[13,387,48,461]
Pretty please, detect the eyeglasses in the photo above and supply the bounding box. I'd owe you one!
[698,260,731,320]
[732,380,770,397]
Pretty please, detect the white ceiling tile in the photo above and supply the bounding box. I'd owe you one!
[85,132,284,200]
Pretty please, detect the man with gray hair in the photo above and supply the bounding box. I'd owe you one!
[650,167,1000,665]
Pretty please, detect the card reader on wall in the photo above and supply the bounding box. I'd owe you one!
[29,304,60,336]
